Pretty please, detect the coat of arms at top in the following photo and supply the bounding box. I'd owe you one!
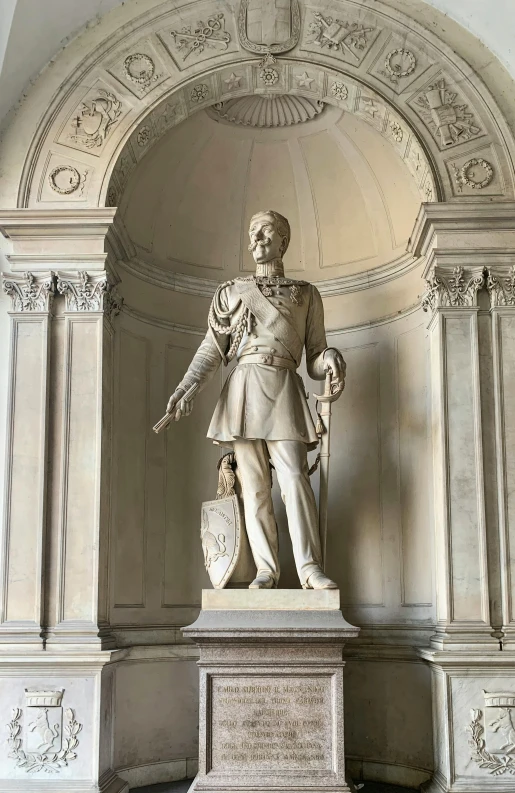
[238,0,301,55]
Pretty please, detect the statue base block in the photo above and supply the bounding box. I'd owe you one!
[183,590,359,793]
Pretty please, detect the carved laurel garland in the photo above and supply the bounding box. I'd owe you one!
[452,158,494,192]
[48,165,82,195]
[383,48,416,82]
[422,266,485,312]
[123,53,158,88]
[7,707,82,774]
[468,709,515,776]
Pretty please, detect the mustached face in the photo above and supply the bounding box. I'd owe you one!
[248,215,285,264]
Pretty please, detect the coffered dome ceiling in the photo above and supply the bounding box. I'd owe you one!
[118,102,423,283]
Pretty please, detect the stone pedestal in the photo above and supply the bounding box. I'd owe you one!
[183,590,359,793]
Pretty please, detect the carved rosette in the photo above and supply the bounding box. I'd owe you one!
[422,266,485,312]
[487,266,515,308]
[2,271,55,312]
[56,271,122,319]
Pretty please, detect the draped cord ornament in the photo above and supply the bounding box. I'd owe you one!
[208,281,251,364]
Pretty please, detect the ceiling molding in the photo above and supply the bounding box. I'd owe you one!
[116,248,420,298]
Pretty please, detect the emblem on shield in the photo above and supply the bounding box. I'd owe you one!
[238,0,300,55]
[200,453,255,588]
[201,494,242,589]
[25,691,63,755]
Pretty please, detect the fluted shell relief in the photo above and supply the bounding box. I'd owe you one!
[208,94,325,127]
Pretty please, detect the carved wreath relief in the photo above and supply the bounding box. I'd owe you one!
[7,690,82,774]
[469,693,515,776]
[380,48,416,85]
[123,53,159,90]
[48,165,88,196]
[452,158,494,192]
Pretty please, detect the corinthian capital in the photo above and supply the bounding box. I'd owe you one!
[422,265,485,313]
[486,266,515,308]
[2,271,55,312]
[56,271,122,319]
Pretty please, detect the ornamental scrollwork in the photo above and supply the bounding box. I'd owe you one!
[56,271,122,318]
[422,266,484,312]
[2,272,55,312]
[487,266,515,307]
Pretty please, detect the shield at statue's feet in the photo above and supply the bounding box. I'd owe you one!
[201,495,243,589]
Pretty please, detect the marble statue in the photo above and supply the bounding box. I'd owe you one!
[164,210,345,589]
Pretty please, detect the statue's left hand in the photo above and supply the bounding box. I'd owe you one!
[323,349,346,391]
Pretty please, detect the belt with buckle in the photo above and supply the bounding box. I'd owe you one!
[237,353,297,370]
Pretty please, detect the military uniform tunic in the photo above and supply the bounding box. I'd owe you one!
[176,274,333,586]
[178,276,329,448]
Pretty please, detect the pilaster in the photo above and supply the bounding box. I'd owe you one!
[0,210,119,651]
[487,266,515,647]
[45,270,121,650]
[409,204,515,793]
[0,210,125,793]
[423,262,493,650]
[0,272,54,648]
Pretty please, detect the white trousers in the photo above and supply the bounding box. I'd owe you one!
[232,439,322,586]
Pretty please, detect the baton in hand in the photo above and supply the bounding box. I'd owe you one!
[153,383,199,433]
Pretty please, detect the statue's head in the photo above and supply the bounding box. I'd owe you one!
[248,210,291,265]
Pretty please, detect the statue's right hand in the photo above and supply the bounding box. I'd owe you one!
[166,388,193,421]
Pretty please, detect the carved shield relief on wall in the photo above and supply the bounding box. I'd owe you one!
[238,0,300,55]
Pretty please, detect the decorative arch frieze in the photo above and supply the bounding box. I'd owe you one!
[8,0,514,212]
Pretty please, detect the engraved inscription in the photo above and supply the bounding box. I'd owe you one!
[211,676,332,770]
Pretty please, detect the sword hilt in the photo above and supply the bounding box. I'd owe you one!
[313,370,344,403]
